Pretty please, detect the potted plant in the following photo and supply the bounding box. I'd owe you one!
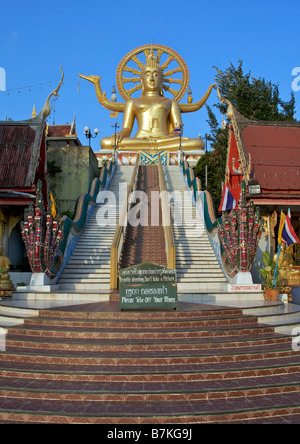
[258,251,286,301]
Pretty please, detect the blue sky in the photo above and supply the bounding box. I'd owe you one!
[0,0,299,152]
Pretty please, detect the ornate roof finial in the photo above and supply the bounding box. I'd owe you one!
[41,65,64,119]
[31,104,37,118]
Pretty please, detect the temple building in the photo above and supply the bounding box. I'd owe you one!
[224,103,300,265]
[46,118,98,215]
[0,112,48,271]
[46,115,82,148]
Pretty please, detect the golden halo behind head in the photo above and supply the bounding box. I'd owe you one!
[116,44,190,102]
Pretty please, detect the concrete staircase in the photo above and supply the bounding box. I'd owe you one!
[0,300,300,424]
[57,166,134,292]
[163,166,227,292]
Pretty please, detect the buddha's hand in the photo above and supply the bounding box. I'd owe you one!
[111,128,131,146]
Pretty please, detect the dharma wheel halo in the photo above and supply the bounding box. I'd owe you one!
[116,44,190,102]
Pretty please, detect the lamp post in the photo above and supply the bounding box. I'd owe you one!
[176,123,184,163]
[84,126,99,148]
[204,133,208,189]
[199,133,210,189]
[111,122,120,161]
[179,123,184,151]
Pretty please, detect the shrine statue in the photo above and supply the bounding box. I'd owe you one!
[79,44,215,152]
[0,246,14,294]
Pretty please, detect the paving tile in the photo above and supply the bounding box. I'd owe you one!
[0,301,300,423]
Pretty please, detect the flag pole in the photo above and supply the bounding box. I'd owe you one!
[272,243,282,288]
[273,209,287,288]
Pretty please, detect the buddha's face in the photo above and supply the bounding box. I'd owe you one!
[141,67,163,94]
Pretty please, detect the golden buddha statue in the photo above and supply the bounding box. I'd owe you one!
[79,44,215,152]
[0,246,14,296]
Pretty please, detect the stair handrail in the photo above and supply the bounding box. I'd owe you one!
[110,153,140,289]
[53,158,117,284]
[157,154,176,269]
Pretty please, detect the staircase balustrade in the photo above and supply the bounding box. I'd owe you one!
[110,154,140,290]
[157,153,175,270]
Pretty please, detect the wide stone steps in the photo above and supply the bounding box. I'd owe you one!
[65,263,111,269]
[58,166,134,291]
[162,166,228,290]
[61,269,111,275]
[0,302,300,423]
[0,305,39,328]
[58,284,111,290]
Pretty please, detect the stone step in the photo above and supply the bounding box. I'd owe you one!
[20,315,260,331]
[177,283,227,291]
[2,323,279,342]
[78,231,115,234]
[176,260,220,265]
[177,277,227,284]
[175,247,216,252]
[176,256,219,261]
[61,270,111,276]
[176,255,220,260]
[3,346,298,368]
[0,305,39,319]
[10,292,111,302]
[73,245,113,250]
[76,240,114,244]
[2,382,299,409]
[58,283,111,290]
[59,276,110,282]
[59,274,111,281]
[66,263,110,269]
[64,264,111,269]
[173,239,211,244]
[176,265,224,271]
[79,230,116,234]
[69,253,111,258]
[5,329,292,350]
[0,304,40,329]
[177,273,226,280]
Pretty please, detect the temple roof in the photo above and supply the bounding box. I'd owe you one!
[242,124,300,192]
[0,114,45,189]
[46,123,76,138]
[46,116,82,146]
[226,103,300,203]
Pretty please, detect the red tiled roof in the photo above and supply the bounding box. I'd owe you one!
[0,125,36,187]
[47,124,75,137]
[241,125,300,192]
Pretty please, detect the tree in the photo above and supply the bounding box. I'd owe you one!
[195,60,296,211]
[214,59,295,121]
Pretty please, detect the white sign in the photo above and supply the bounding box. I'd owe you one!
[292,67,300,92]
[0,328,6,351]
[0,67,5,91]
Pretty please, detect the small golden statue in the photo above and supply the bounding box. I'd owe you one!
[79,44,215,152]
[0,246,14,297]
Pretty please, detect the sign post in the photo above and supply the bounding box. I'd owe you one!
[119,262,178,311]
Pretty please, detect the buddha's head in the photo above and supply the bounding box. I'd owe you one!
[141,49,164,96]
